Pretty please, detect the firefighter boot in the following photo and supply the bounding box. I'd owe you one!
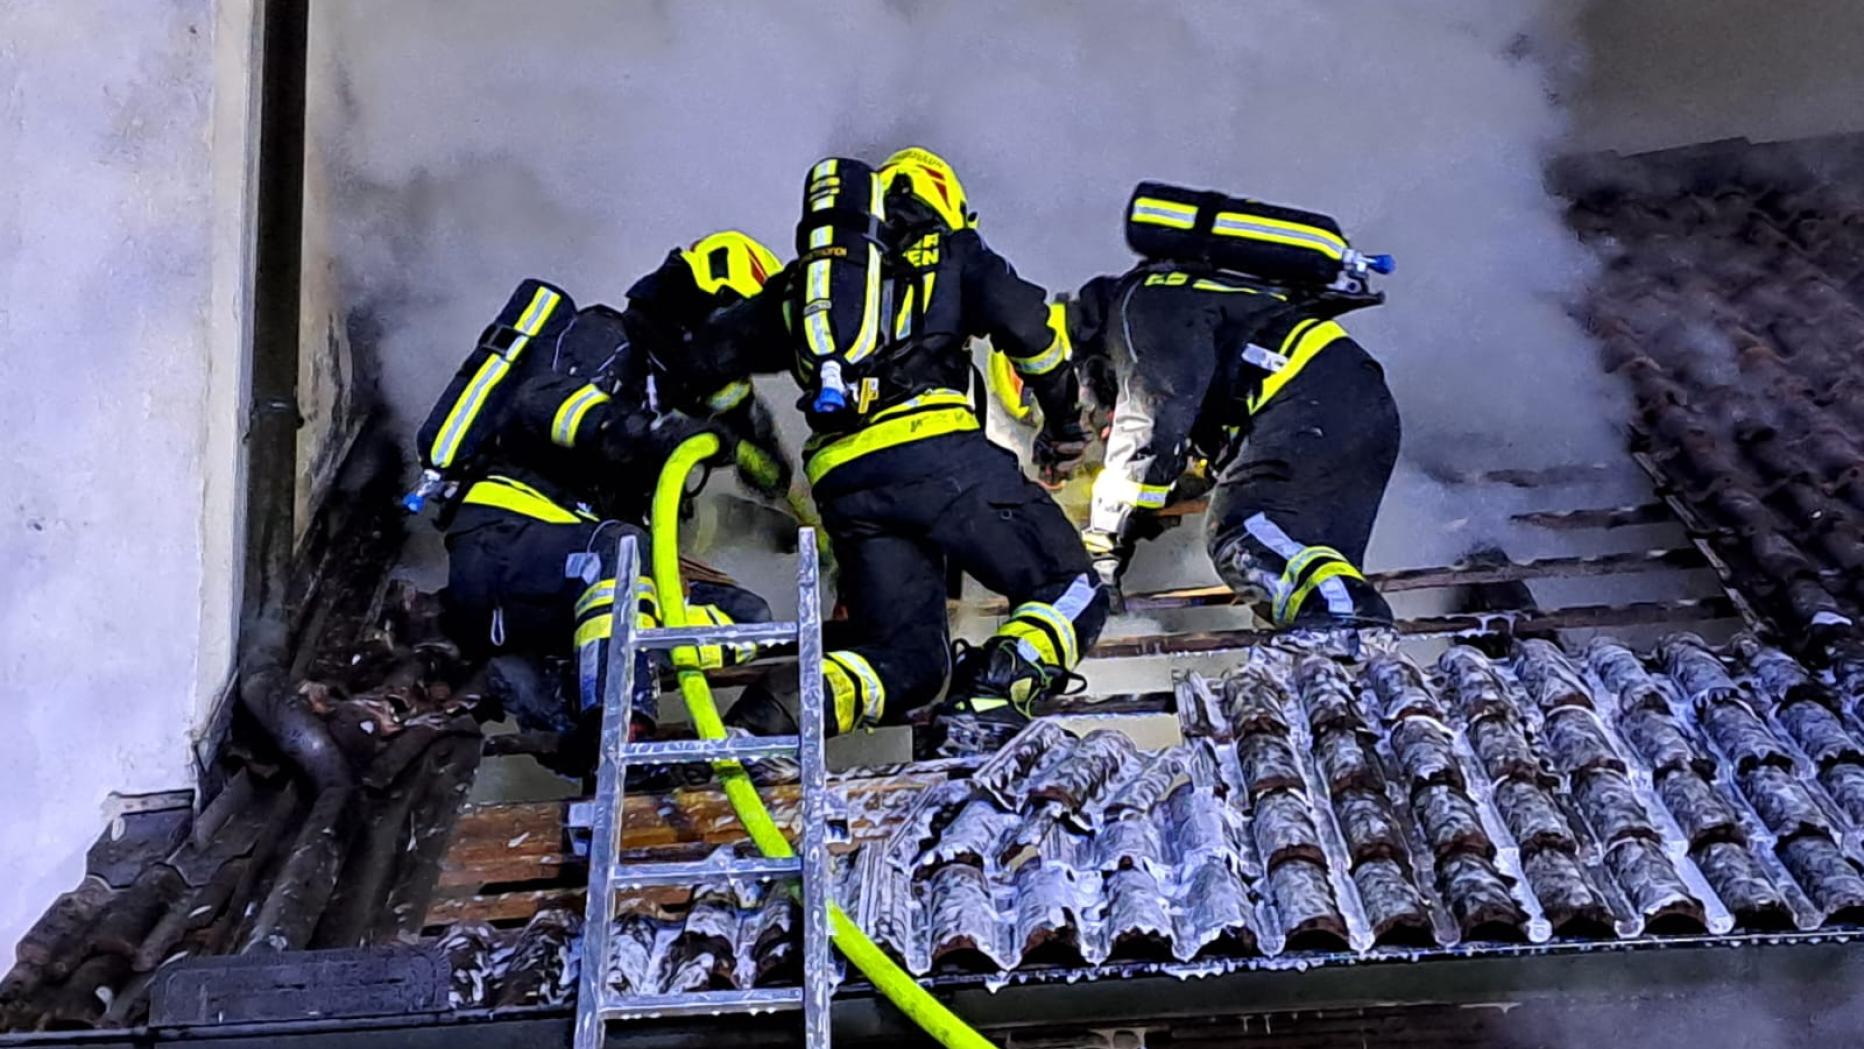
[935,637,1078,756]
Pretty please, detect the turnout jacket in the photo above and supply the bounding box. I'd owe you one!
[448,303,686,532]
[692,226,1080,488]
[1071,265,1369,539]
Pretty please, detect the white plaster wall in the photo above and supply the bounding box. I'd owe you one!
[1569,0,1864,153]
[0,0,259,969]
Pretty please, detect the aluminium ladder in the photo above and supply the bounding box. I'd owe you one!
[573,531,833,1048]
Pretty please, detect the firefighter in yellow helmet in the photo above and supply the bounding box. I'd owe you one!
[425,230,790,776]
[633,229,796,504]
[691,147,1106,755]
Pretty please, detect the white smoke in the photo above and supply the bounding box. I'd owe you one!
[309,0,1632,580]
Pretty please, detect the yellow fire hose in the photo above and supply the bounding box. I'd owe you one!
[651,433,996,1049]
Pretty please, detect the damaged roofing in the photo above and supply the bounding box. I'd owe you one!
[1568,134,1864,642]
[12,135,1864,1036]
[524,632,1864,1008]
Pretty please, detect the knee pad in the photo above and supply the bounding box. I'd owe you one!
[822,651,887,733]
[995,600,1083,674]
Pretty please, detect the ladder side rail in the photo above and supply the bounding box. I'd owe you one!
[574,534,645,1049]
[795,530,833,1047]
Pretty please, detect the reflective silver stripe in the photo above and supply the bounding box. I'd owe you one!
[705,380,752,412]
[807,158,838,211]
[1053,573,1097,620]
[804,252,836,359]
[430,285,560,466]
[1008,333,1067,376]
[431,354,510,466]
[1130,197,1198,229]
[1092,471,1170,509]
[1241,343,1290,372]
[1211,213,1347,259]
[828,651,885,722]
[550,384,610,448]
[574,580,616,618]
[1318,576,1355,618]
[840,173,889,365]
[1243,512,1302,610]
[1191,277,1280,297]
[1243,512,1304,559]
[1009,601,1079,668]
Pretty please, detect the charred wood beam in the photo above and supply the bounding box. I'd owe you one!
[1086,598,1737,660]
[154,777,303,969]
[1512,503,1671,529]
[372,731,484,940]
[1453,546,1547,657]
[1630,449,1774,636]
[40,953,129,1030]
[242,788,355,953]
[481,731,566,758]
[710,590,1739,686]
[960,547,1710,617]
[2,879,115,999]
[88,866,186,960]
[311,747,439,950]
[1335,547,1702,596]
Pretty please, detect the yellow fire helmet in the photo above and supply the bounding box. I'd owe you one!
[878,146,975,231]
[680,229,782,301]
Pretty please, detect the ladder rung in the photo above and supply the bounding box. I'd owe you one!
[610,855,801,887]
[623,736,801,765]
[634,621,799,650]
[599,987,802,1019]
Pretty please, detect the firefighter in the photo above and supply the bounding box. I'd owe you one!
[1070,185,1402,637]
[430,233,786,775]
[632,231,796,505]
[695,148,1107,752]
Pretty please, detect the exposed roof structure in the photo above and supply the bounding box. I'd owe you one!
[10,135,1864,1044]
[1568,134,1864,643]
[457,633,1863,1010]
[0,578,484,1031]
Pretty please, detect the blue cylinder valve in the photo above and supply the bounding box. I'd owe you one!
[813,386,847,414]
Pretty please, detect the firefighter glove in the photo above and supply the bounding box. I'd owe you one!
[1082,527,1129,613]
[1033,419,1090,485]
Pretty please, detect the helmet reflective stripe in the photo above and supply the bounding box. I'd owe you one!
[681,230,781,300]
[879,146,972,231]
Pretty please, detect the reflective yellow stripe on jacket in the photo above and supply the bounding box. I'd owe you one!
[803,389,979,485]
[1005,303,1071,377]
[460,475,595,525]
[1247,319,1347,414]
[550,383,610,448]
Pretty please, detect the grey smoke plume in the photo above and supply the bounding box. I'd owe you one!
[309,0,1630,575]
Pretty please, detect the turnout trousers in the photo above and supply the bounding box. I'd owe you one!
[811,430,1109,730]
[443,508,771,754]
[1206,338,1402,628]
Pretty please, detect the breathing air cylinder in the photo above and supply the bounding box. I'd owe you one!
[795,157,892,419]
[1124,182,1393,293]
